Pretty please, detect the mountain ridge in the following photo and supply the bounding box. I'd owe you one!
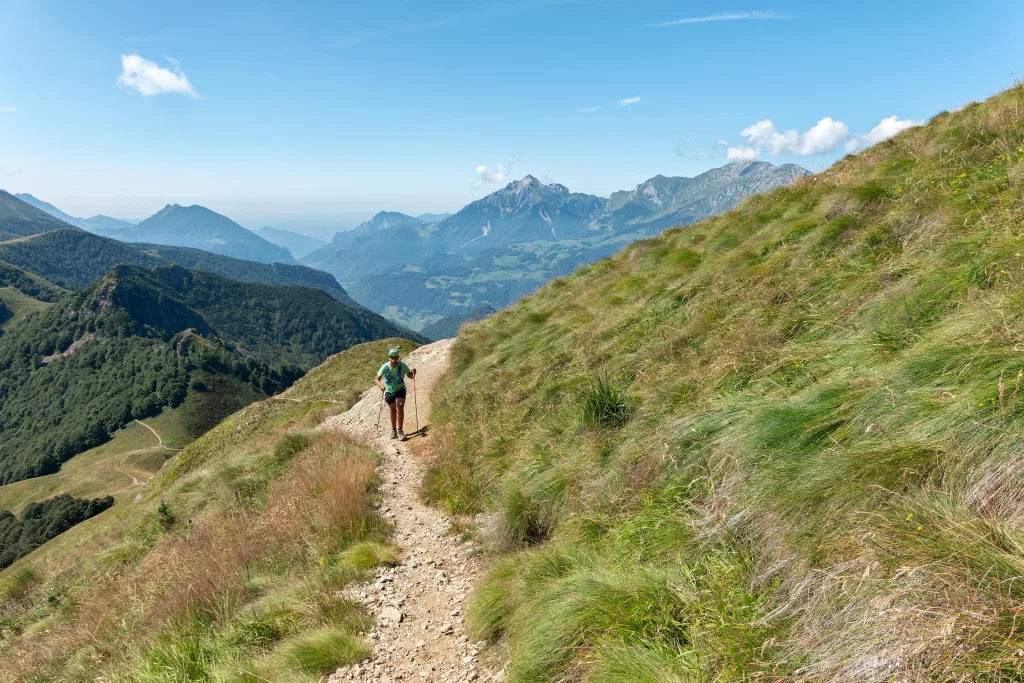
[302,161,808,329]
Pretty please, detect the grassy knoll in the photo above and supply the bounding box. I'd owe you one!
[0,337,416,682]
[425,84,1024,680]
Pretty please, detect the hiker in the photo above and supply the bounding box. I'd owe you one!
[376,347,416,440]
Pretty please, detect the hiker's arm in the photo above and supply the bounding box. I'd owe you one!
[375,374,385,391]
[408,367,416,378]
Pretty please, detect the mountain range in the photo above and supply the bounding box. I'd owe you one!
[255,226,327,259]
[0,192,361,306]
[303,160,808,329]
[14,161,807,331]
[14,193,136,233]
[20,197,294,264]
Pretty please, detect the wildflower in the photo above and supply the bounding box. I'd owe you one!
[906,513,914,521]
[915,525,923,532]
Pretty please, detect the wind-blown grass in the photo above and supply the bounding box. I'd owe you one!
[427,84,1024,680]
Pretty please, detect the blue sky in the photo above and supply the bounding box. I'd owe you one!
[1,0,1022,237]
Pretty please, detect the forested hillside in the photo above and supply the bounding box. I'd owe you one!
[0,494,114,569]
[0,264,421,484]
[426,84,1024,680]
[0,262,64,302]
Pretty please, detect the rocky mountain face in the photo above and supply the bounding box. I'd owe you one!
[599,161,809,234]
[302,161,809,330]
[439,176,607,252]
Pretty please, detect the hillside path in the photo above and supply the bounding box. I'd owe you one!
[134,419,183,452]
[321,339,501,683]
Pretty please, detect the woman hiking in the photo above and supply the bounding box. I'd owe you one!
[376,347,416,440]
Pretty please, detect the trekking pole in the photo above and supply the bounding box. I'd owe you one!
[413,376,419,432]
[375,389,385,436]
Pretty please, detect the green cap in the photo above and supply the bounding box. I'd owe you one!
[387,347,400,357]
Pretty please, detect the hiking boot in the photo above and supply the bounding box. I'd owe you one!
[390,429,398,440]
[398,429,407,441]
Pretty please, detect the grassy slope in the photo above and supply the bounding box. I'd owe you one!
[0,288,52,332]
[0,408,190,515]
[0,337,416,682]
[425,85,1024,681]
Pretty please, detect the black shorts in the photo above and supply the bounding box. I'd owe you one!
[384,388,407,404]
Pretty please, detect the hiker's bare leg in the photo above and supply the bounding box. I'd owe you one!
[397,397,405,430]
[389,401,398,429]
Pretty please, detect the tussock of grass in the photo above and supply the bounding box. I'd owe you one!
[580,377,632,429]
[273,626,369,675]
[428,84,1024,680]
[341,541,399,570]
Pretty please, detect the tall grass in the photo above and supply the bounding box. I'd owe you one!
[427,84,1024,680]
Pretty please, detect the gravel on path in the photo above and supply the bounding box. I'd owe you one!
[320,339,503,683]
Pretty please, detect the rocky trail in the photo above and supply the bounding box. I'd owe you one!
[321,339,502,683]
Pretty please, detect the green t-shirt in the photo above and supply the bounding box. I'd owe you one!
[378,361,411,393]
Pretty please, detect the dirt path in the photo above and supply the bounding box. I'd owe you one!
[321,339,501,683]
[114,462,143,487]
[135,419,183,451]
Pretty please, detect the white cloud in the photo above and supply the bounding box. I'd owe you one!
[715,139,729,146]
[844,115,923,152]
[727,146,759,161]
[578,106,601,113]
[653,11,788,27]
[617,96,641,107]
[736,117,849,156]
[118,54,200,98]
[0,106,14,114]
[472,155,522,188]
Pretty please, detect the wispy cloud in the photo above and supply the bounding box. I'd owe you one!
[617,96,641,107]
[472,154,523,189]
[118,54,201,98]
[0,106,15,114]
[653,11,788,27]
[578,106,601,113]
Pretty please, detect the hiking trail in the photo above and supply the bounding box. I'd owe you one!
[135,419,183,451]
[321,339,503,683]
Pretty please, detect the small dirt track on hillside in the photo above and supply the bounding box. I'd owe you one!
[321,339,502,683]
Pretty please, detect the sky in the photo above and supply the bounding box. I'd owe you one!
[1,0,1022,238]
